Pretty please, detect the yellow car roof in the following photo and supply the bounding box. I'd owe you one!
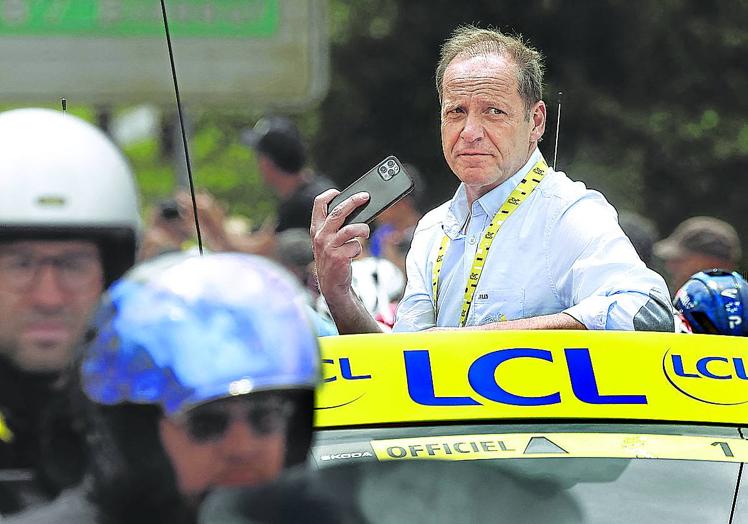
[314,331,748,428]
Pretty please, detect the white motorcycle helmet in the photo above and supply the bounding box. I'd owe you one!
[0,108,141,285]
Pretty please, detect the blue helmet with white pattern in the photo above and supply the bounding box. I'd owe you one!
[81,252,320,415]
[673,269,748,336]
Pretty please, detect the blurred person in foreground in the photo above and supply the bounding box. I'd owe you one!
[673,269,748,335]
[7,253,319,524]
[242,116,336,233]
[0,108,140,514]
[311,25,673,334]
[143,206,338,338]
[654,216,742,292]
[199,460,583,524]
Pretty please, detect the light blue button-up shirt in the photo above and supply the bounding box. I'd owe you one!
[393,149,672,332]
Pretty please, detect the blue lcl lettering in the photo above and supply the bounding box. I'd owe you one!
[696,357,731,380]
[322,359,336,383]
[404,348,648,407]
[323,358,372,383]
[670,354,746,380]
[340,358,372,380]
[735,358,748,380]
[404,350,480,406]
[468,348,561,406]
[671,354,700,378]
[565,348,647,404]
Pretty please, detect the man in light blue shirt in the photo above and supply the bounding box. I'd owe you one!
[394,146,671,331]
[310,25,673,334]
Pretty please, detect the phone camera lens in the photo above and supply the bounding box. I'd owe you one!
[387,168,397,177]
[387,160,395,168]
[379,165,387,174]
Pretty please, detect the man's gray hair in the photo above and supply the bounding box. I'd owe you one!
[435,25,545,118]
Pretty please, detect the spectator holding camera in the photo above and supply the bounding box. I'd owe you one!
[139,190,278,260]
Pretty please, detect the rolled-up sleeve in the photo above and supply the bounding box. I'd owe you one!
[548,192,674,332]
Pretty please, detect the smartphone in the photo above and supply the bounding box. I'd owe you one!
[328,155,414,226]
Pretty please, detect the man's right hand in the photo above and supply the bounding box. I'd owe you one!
[310,189,370,300]
[310,189,382,334]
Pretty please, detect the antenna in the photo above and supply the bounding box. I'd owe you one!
[553,91,562,170]
[159,0,204,255]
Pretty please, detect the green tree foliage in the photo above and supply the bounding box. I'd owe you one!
[124,110,277,227]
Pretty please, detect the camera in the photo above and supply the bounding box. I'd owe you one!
[378,159,400,181]
[158,199,181,220]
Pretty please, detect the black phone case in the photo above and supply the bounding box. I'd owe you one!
[328,156,414,226]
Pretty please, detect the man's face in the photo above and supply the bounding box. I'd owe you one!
[159,394,290,498]
[440,53,546,201]
[0,240,104,372]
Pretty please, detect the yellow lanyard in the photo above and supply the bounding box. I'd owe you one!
[432,158,549,327]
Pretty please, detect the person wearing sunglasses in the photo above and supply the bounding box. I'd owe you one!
[6,252,320,524]
[0,108,141,515]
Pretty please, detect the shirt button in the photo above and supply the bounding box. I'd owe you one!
[468,236,477,245]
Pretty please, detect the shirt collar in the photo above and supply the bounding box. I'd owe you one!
[443,148,544,239]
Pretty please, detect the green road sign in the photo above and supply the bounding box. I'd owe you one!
[0,0,328,109]
[0,0,278,37]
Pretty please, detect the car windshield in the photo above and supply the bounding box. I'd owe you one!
[310,422,743,523]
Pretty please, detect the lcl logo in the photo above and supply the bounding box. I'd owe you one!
[315,357,372,410]
[663,349,748,405]
[404,348,647,407]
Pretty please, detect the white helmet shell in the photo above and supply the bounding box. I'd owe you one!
[0,108,141,283]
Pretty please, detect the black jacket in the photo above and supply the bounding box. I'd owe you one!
[0,356,86,515]
[3,485,97,524]
[5,482,197,524]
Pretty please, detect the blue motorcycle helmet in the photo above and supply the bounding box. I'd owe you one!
[81,251,320,465]
[673,269,748,336]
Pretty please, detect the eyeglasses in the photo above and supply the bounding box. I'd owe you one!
[178,395,295,444]
[0,250,102,292]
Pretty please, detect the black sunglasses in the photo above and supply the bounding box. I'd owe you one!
[179,395,294,443]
